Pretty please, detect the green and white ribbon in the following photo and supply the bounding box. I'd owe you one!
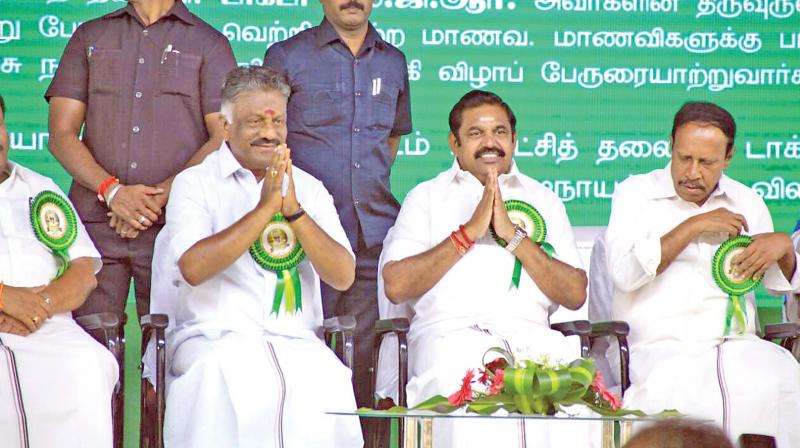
[712,235,761,336]
[504,357,596,415]
[491,200,555,289]
[249,213,305,315]
[29,190,77,279]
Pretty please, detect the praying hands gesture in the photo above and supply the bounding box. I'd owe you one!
[462,168,516,243]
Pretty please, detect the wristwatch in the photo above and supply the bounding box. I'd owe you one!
[504,225,528,253]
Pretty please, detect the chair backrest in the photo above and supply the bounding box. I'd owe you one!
[142,227,179,384]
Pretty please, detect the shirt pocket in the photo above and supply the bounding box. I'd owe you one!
[158,52,202,97]
[295,87,342,127]
[370,85,399,130]
[88,48,121,95]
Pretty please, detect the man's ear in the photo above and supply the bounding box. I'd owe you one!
[220,115,230,140]
[723,145,735,169]
[448,132,459,155]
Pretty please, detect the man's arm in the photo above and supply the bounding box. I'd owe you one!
[658,207,748,274]
[47,97,163,230]
[383,171,495,303]
[151,112,226,206]
[388,136,401,165]
[177,156,285,286]
[1,257,97,332]
[491,186,587,310]
[281,158,355,291]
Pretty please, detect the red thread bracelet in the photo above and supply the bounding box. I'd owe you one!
[97,176,119,202]
[458,224,474,247]
[450,232,467,256]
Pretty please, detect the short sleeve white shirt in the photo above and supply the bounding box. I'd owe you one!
[379,160,583,338]
[0,162,101,289]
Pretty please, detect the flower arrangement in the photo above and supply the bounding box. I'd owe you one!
[411,347,651,417]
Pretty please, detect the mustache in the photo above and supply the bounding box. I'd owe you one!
[679,180,705,190]
[340,0,365,10]
[475,146,506,159]
[250,138,281,146]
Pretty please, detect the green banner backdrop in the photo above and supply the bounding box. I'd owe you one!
[2,0,798,232]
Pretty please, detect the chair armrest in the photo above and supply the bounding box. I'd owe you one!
[140,313,169,448]
[763,322,799,358]
[323,315,356,369]
[589,320,630,338]
[551,320,591,358]
[75,312,120,332]
[372,318,410,408]
[589,320,631,395]
[375,317,410,336]
[323,315,357,334]
[762,322,799,340]
[75,312,123,360]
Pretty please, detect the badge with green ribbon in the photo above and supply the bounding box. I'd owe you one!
[491,200,555,289]
[250,213,305,315]
[712,235,761,336]
[29,190,78,279]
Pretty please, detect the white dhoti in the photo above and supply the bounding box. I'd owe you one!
[407,324,600,448]
[622,337,800,447]
[0,315,118,448]
[164,331,363,448]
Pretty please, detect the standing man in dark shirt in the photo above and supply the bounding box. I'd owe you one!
[45,0,236,320]
[263,0,412,418]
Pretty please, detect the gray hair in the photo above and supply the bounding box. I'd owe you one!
[220,66,291,123]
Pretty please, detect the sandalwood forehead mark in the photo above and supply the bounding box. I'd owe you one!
[477,116,498,122]
[263,108,276,116]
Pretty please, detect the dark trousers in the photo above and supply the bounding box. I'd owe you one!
[321,241,381,446]
[74,222,161,320]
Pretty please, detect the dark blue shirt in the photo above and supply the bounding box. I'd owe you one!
[264,19,412,250]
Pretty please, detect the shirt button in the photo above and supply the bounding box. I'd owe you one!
[353,127,360,133]
[135,91,142,99]
[354,200,360,207]
[354,59,359,65]
[138,57,145,64]
[354,161,361,169]
[130,162,138,169]
[132,126,140,133]
[355,91,362,97]
[142,29,149,36]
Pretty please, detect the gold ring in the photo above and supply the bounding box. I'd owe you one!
[32,316,39,324]
[270,169,278,178]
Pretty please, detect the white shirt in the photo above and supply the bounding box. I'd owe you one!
[164,143,353,345]
[379,160,583,339]
[0,161,101,289]
[606,164,800,347]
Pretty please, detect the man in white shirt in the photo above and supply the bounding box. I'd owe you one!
[380,90,594,447]
[161,67,363,447]
[606,101,800,446]
[0,94,117,447]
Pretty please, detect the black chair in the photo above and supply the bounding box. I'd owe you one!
[76,312,168,448]
[371,318,594,448]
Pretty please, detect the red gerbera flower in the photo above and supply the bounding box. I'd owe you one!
[590,371,623,410]
[484,358,508,373]
[478,368,490,385]
[487,369,505,397]
[447,369,475,406]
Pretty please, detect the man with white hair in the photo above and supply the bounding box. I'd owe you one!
[160,66,363,447]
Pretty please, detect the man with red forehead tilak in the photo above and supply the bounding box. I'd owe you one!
[157,67,363,447]
[606,101,800,446]
[380,90,596,447]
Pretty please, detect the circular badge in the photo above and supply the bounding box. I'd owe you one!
[250,213,305,272]
[30,190,78,252]
[491,200,547,246]
[712,235,761,295]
